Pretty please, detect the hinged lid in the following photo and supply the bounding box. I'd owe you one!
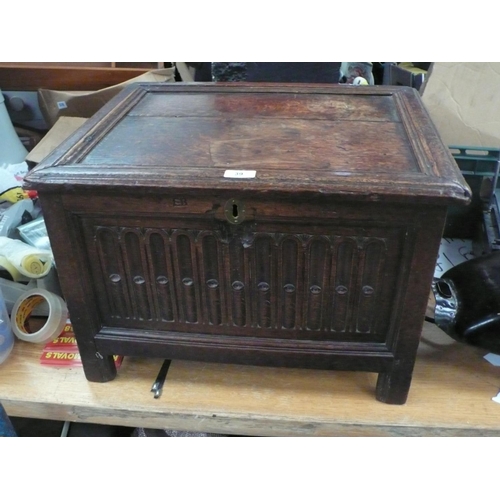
[25,83,471,205]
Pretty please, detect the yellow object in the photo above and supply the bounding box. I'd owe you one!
[0,256,23,282]
[353,77,369,85]
[21,255,50,277]
[0,186,30,204]
[0,237,52,279]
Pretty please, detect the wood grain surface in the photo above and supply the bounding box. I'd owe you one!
[1,321,499,436]
[0,64,158,91]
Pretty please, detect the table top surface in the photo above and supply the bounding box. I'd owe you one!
[25,84,470,206]
[1,320,499,436]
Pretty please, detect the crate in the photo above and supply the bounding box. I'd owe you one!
[444,146,500,239]
[475,188,500,255]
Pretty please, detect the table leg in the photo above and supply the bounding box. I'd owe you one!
[375,366,413,405]
[79,348,117,383]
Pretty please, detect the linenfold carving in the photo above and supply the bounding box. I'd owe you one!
[94,226,391,335]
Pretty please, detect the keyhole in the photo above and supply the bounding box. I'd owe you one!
[225,198,245,224]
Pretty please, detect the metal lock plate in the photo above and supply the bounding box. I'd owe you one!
[224,198,246,224]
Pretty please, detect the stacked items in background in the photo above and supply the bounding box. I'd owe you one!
[0,88,67,365]
[0,68,174,366]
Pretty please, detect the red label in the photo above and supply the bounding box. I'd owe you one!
[40,320,123,368]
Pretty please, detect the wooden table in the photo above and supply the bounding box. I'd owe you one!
[1,321,499,436]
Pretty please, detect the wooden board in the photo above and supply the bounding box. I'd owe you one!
[0,64,163,91]
[1,321,499,436]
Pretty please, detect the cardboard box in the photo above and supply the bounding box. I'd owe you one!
[421,62,500,147]
[37,67,176,128]
[26,116,87,164]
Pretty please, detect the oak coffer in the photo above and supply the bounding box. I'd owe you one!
[24,83,471,404]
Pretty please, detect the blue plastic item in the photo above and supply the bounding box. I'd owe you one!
[0,402,16,437]
[0,288,14,365]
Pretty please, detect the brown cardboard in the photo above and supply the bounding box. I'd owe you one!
[38,67,176,128]
[26,117,88,164]
[421,62,500,147]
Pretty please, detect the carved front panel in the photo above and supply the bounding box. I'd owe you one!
[83,219,406,342]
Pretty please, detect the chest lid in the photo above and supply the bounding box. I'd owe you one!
[25,83,471,205]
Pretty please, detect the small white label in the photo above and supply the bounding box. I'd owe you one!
[57,101,68,110]
[224,170,256,179]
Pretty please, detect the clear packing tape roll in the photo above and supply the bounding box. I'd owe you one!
[11,288,68,343]
[0,236,52,280]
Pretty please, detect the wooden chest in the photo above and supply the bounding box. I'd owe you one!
[25,83,470,404]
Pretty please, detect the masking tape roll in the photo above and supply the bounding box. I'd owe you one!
[11,288,68,344]
[21,254,51,278]
[0,256,24,282]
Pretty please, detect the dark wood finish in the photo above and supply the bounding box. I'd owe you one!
[25,83,471,404]
[0,64,160,91]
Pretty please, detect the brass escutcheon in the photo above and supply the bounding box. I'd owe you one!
[224,198,246,224]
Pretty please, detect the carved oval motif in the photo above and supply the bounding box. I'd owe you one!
[362,285,374,296]
[182,277,194,287]
[156,276,169,285]
[109,274,121,283]
[232,280,244,291]
[133,276,145,285]
[284,284,295,293]
[310,285,322,294]
[206,279,219,289]
[336,285,348,295]
[257,282,270,292]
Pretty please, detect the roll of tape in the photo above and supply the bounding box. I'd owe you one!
[21,254,51,278]
[0,256,23,282]
[11,288,68,344]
